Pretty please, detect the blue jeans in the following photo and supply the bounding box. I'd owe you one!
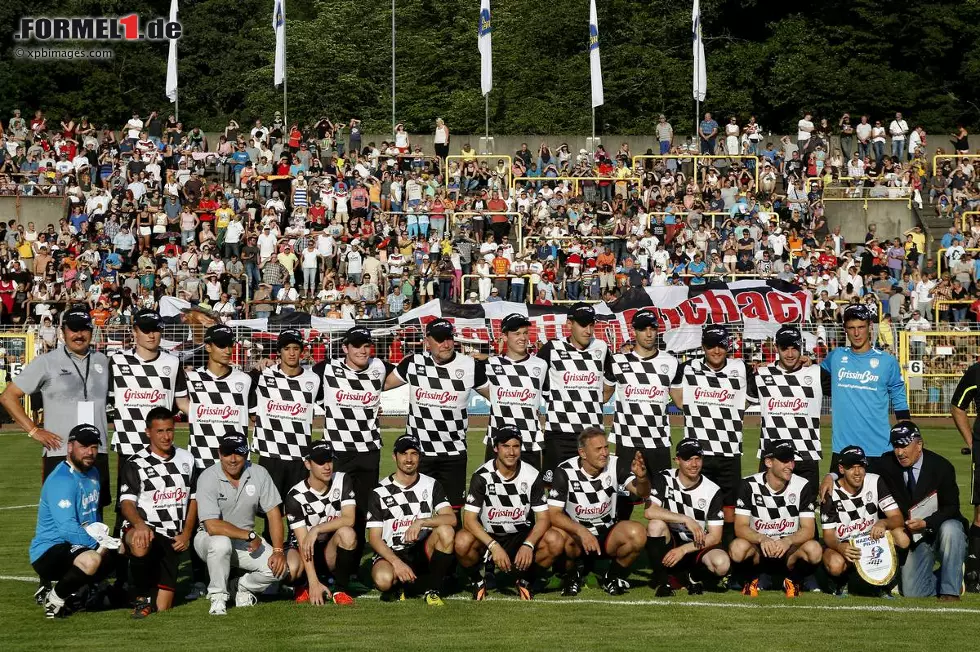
[407,222,418,238]
[509,282,526,303]
[700,138,715,155]
[892,139,905,161]
[900,520,966,597]
[659,140,671,155]
[873,141,885,162]
[565,280,580,301]
[858,142,870,160]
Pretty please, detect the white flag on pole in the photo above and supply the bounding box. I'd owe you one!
[478,0,492,96]
[589,0,603,108]
[165,0,178,103]
[692,0,707,102]
[273,0,286,87]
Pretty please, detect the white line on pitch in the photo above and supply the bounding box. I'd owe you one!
[0,504,37,510]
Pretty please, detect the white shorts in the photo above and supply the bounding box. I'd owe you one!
[139,226,152,237]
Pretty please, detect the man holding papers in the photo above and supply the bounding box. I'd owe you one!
[877,422,967,600]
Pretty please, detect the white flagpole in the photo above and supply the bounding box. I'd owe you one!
[589,0,603,153]
[166,0,179,121]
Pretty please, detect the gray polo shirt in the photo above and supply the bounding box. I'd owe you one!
[196,462,281,530]
[14,346,110,457]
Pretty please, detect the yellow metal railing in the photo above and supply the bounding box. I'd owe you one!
[632,154,760,191]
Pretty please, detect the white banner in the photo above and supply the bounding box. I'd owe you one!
[166,0,178,103]
[692,0,707,102]
[478,0,493,96]
[589,0,604,108]
[273,0,286,86]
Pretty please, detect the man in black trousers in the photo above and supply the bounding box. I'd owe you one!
[877,421,967,601]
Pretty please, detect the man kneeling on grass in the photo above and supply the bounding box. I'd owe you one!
[367,435,457,606]
[283,440,358,606]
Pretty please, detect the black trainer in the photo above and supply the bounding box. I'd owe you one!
[655,584,675,597]
[560,572,582,597]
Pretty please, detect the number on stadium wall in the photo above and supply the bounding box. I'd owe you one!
[908,361,923,375]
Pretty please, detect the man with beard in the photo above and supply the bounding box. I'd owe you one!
[30,424,121,618]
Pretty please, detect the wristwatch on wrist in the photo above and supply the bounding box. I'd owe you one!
[247,531,257,542]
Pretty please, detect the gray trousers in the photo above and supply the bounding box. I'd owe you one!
[193,531,280,600]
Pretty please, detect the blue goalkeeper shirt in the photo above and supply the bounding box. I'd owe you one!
[821,346,908,456]
[29,461,101,564]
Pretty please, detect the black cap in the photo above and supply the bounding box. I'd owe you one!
[306,440,334,464]
[569,303,596,326]
[491,425,522,446]
[631,310,659,330]
[218,433,249,457]
[763,440,796,462]
[774,325,803,350]
[890,421,922,448]
[426,318,455,341]
[68,423,101,446]
[393,434,421,454]
[204,325,235,347]
[133,309,163,333]
[343,326,373,346]
[62,305,93,331]
[675,438,704,460]
[276,329,305,350]
[501,313,531,333]
[839,445,869,468]
[842,304,872,323]
[702,324,729,349]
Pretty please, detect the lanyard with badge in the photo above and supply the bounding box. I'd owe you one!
[65,347,95,425]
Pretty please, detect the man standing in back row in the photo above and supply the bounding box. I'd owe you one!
[536,303,615,481]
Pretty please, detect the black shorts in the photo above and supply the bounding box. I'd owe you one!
[43,453,112,509]
[595,525,615,557]
[972,446,980,506]
[124,532,179,591]
[700,454,741,508]
[757,458,820,491]
[258,455,309,500]
[483,440,543,472]
[32,542,90,582]
[419,454,467,509]
[485,528,533,561]
[542,435,580,483]
[288,537,332,581]
[668,533,719,571]
[373,540,431,573]
[615,445,672,478]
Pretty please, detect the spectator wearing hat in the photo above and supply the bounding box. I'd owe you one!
[30,424,120,618]
[193,433,287,616]
[877,422,967,600]
[645,438,730,597]
[1,305,111,507]
[817,303,910,503]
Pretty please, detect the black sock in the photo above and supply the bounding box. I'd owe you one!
[967,525,980,576]
[54,567,92,601]
[645,536,669,586]
[462,560,483,583]
[606,559,630,580]
[333,547,357,591]
[426,550,455,595]
[790,561,814,583]
[129,554,151,598]
[552,553,568,576]
[722,522,736,549]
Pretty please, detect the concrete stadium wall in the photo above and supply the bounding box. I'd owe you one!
[823,201,914,244]
[0,197,65,233]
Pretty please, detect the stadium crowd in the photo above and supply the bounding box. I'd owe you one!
[1,107,980,337]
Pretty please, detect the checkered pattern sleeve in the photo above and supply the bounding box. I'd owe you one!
[174,367,188,398]
[284,491,305,530]
[820,494,841,530]
[247,369,261,412]
[118,456,141,504]
[537,341,555,392]
[799,479,816,518]
[745,362,759,403]
[464,472,488,514]
[648,470,668,507]
[734,478,753,517]
[394,356,412,383]
[706,491,724,527]
[876,475,897,513]
[366,490,383,530]
[529,475,547,513]
[432,480,450,513]
[547,467,569,509]
[340,473,357,507]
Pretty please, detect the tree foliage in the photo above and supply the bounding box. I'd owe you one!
[3,0,980,134]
